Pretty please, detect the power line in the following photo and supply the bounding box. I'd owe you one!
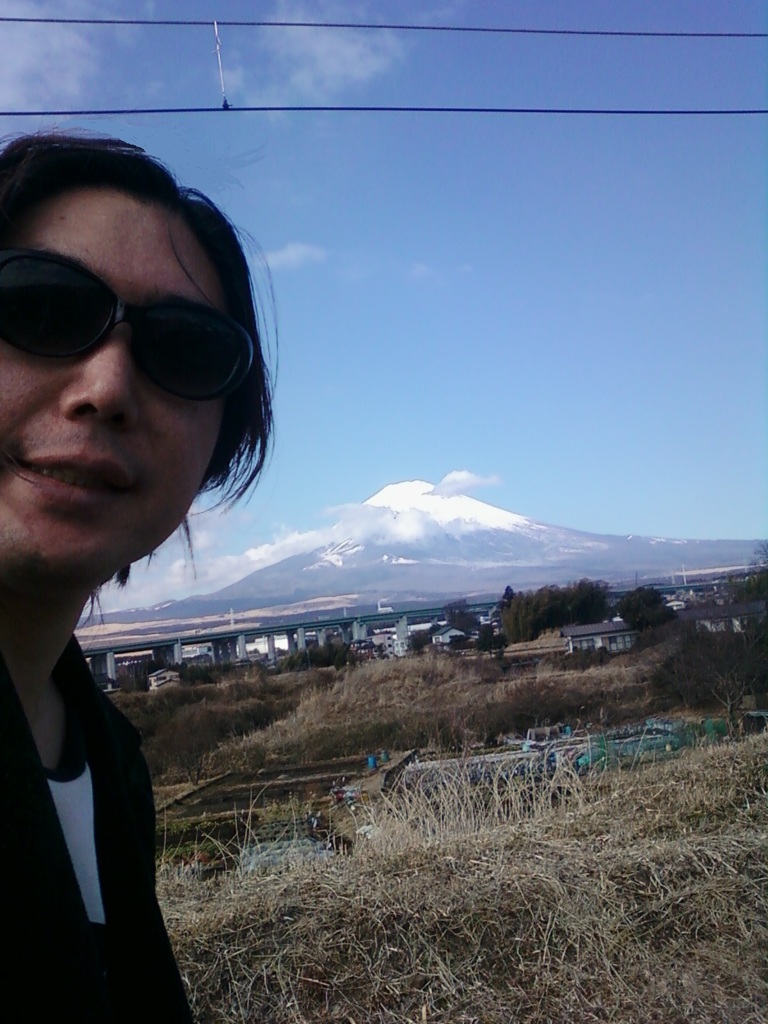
[0,16,764,38]
[1,104,765,118]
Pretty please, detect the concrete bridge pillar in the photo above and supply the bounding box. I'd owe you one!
[352,620,367,642]
[395,615,409,641]
[236,633,248,660]
[340,624,352,644]
[267,634,276,663]
[316,627,328,646]
[151,644,178,666]
[286,630,297,654]
[173,640,183,664]
[212,637,238,664]
[89,652,106,675]
[88,651,117,681]
[297,626,306,650]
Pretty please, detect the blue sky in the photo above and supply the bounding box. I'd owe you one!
[0,0,765,609]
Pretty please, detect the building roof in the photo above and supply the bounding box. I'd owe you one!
[678,600,766,622]
[433,626,466,638]
[560,621,636,639]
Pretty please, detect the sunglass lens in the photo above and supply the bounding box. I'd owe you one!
[0,256,113,356]
[134,307,249,399]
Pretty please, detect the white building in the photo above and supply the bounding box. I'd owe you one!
[431,626,467,647]
[148,668,181,690]
[560,621,637,655]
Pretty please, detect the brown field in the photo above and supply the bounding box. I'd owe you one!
[115,641,768,1022]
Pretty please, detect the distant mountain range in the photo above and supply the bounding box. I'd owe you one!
[99,480,759,625]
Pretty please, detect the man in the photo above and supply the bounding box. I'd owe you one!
[0,133,272,1021]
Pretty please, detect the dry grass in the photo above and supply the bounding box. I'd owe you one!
[212,647,667,774]
[160,732,768,1023]
[112,640,684,785]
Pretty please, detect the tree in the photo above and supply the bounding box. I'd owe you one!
[569,579,610,624]
[660,620,768,729]
[733,541,768,601]
[162,703,219,784]
[617,587,675,631]
[709,626,766,727]
[500,580,609,644]
[277,639,355,672]
[476,624,505,654]
[410,629,434,653]
[444,600,480,633]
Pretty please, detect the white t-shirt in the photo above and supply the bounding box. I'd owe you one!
[48,763,105,925]
[45,703,106,930]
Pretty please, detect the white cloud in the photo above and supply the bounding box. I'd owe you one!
[409,262,438,281]
[98,472,503,611]
[433,471,501,497]
[326,502,440,546]
[240,527,330,568]
[0,2,103,116]
[98,541,303,612]
[98,499,443,610]
[231,0,404,105]
[211,502,441,576]
[265,242,327,271]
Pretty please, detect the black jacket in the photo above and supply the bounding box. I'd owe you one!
[0,637,193,1023]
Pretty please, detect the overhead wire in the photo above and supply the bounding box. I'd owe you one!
[0,16,763,119]
[0,16,764,37]
[1,105,765,118]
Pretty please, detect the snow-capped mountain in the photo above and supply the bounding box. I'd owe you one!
[103,480,758,622]
[365,480,537,532]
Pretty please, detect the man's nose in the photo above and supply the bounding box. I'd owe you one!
[59,327,141,427]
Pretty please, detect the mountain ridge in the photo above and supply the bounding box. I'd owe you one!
[97,479,759,624]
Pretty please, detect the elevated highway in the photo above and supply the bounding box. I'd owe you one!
[78,600,499,678]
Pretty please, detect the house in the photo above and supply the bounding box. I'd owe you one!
[371,632,409,658]
[677,600,766,633]
[431,626,467,647]
[349,639,376,661]
[560,620,638,655]
[148,668,180,690]
[742,710,768,734]
[392,637,409,658]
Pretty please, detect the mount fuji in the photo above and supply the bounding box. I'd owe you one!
[106,480,759,622]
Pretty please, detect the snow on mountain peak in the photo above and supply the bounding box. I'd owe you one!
[364,479,537,534]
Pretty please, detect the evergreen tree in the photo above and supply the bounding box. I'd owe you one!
[617,587,675,631]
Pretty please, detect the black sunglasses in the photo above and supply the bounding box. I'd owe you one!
[0,248,253,400]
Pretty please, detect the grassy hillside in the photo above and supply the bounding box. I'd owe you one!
[114,635,767,1020]
[124,641,674,783]
[160,732,768,1023]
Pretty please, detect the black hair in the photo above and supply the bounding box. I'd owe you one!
[0,131,273,503]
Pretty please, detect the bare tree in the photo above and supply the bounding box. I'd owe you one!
[659,621,767,730]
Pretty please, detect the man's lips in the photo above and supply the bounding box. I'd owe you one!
[13,457,134,491]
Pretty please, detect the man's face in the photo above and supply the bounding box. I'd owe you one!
[0,187,225,598]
